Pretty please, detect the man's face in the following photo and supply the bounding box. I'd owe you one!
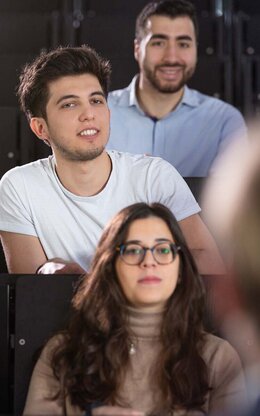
[34,73,110,162]
[135,15,197,94]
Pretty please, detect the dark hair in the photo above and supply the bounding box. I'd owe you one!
[51,203,208,411]
[135,0,198,41]
[17,45,111,120]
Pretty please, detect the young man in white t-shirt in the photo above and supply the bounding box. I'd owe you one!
[0,45,224,275]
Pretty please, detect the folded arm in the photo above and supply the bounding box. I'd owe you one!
[0,232,85,274]
[0,231,47,273]
[179,214,226,275]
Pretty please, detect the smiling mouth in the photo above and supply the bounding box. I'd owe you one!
[158,66,183,76]
[79,129,98,137]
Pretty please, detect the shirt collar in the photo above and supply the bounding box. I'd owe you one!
[124,76,200,110]
[181,85,200,108]
[129,74,140,107]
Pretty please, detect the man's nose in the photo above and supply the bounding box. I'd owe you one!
[163,43,180,61]
[79,105,94,121]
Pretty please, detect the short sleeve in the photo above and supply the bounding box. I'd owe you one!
[147,157,201,221]
[0,169,37,236]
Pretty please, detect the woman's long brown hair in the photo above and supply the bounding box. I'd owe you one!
[51,203,209,411]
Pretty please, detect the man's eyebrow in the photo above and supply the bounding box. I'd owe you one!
[56,91,105,105]
[176,35,193,41]
[150,34,169,41]
[149,34,193,42]
[90,91,105,98]
[56,94,78,105]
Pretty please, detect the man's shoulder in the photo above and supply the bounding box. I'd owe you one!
[108,76,137,107]
[109,149,173,170]
[108,86,130,107]
[0,157,52,184]
[189,87,243,116]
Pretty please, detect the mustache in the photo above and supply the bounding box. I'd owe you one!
[156,63,185,69]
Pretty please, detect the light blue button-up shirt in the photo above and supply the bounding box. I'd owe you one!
[107,76,247,177]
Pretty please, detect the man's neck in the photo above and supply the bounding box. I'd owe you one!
[136,76,184,119]
[54,151,112,197]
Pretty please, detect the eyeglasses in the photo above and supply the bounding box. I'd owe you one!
[116,242,181,265]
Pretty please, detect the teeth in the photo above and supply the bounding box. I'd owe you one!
[80,129,97,136]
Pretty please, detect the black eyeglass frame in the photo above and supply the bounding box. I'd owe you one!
[116,242,181,265]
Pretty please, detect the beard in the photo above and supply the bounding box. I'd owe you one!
[52,141,105,162]
[144,62,196,94]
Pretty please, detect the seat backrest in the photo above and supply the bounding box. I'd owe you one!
[0,274,80,416]
[183,177,206,204]
[0,275,14,415]
[0,242,8,274]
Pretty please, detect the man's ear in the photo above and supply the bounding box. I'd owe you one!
[134,39,140,62]
[30,117,51,147]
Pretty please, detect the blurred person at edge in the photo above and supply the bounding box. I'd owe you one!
[23,203,246,416]
[202,126,260,415]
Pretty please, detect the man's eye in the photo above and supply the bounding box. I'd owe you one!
[61,102,76,108]
[150,41,164,47]
[179,42,190,48]
[91,98,104,105]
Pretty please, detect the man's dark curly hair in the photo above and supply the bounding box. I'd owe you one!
[17,45,111,121]
[135,0,198,41]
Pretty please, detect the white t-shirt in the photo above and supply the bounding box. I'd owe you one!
[0,151,200,271]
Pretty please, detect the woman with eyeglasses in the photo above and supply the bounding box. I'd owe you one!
[23,202,246,416]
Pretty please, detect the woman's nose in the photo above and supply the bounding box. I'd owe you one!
[140,249,157,267]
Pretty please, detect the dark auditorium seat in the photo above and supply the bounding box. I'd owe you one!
[240,56,260,116]
[0,274,80,415]
[0,107,19,178]
[0,0,66,13]
[76,14,138,89]
[0,12,60,54]
[197,15,224,56]
[188,55,233,103]
[0,243,8,274]
[184,177,206,204]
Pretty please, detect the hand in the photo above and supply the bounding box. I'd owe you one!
[92,405,145,416]
[36,257,86,275]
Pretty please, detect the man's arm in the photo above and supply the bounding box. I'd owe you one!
[0,231,47,273]
[0,232,86,274]
[179,214,226,275]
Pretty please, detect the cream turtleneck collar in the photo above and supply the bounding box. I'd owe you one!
[126,305,165,339]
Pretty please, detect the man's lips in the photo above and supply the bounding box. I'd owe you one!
[157,65,184,78]
[78,128,99,137]
[138,276,162,284]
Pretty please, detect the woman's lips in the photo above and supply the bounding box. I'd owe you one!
[138,276,162,284]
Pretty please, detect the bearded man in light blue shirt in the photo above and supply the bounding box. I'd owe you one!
[107,0,247,177]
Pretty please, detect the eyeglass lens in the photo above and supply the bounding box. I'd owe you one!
[120,242,178,265]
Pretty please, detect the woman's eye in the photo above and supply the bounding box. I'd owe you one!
[156,245,171,255]
[125,248,141,255]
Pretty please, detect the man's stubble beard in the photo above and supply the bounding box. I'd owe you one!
[52,141,105,162]
[144,63,196,94]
